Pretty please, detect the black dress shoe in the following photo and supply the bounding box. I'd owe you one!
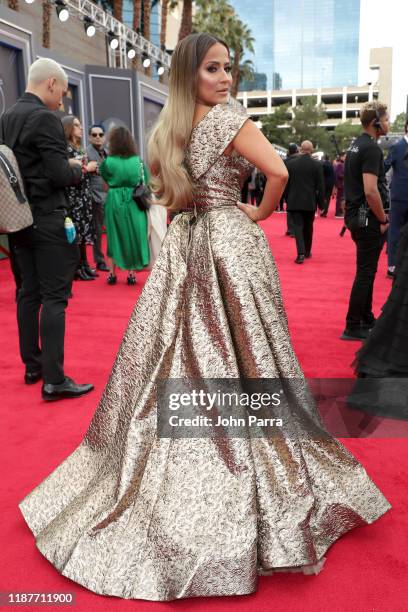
[77,266,96,281]
[305,252,312,258]
[25,371,42,385]
[96,261,110,272]
[295,255,305,264]
[42,376,94,401]
[83,264,99,278]
[340,327,369,341]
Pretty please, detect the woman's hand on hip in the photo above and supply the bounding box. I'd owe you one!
[237,202,262,222]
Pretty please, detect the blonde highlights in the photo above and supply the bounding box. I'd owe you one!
[148,33,229,210]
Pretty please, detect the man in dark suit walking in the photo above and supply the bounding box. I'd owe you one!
[285,140,325,263]
[0,58,94,400]
[384,119,408,278]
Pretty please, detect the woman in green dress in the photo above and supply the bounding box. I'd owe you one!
[99,127,150,285]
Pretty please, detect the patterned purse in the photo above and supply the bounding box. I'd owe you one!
[0,144,33,233]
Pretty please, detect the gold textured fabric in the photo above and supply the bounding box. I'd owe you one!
[19,103,391,601]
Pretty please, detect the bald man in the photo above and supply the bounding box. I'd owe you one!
[285,140,325,263]
[0,58,93,400]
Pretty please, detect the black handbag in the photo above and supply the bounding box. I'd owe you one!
[132,159,151,211]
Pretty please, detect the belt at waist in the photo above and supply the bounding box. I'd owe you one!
[175,202,237,217]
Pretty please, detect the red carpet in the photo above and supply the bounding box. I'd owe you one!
[0,208,407,612]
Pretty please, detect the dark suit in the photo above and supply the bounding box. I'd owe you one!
[285,153,325,256]
[0,93,82,384]
[86,144,107,265]
[384,137,408,267]
[322,159,335,214]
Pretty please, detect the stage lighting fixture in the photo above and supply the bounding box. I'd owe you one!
[108,32,119,50]
[55,0,69,22]
[127,45,136,60]
[157,63,165,76]
[142,54,151,68]
[84,17,96,37]
[24,0,35,4]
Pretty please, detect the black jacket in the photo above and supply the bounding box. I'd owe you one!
[0,92,81,215]
[285,153,325,211]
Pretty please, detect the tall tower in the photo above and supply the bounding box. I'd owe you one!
[231,0,361,91]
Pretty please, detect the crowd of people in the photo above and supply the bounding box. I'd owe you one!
[0,33,407,601]
[61,117,151,286]
[242,145,359,257]
[239,101,408,419]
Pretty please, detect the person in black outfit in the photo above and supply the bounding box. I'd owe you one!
[347,220,408,420]
[341,102,390,341]
[283,143,299,236]
[86,124,109,272]
[0,58,94,400]
[320,154,335,217]
[285,140,325,263]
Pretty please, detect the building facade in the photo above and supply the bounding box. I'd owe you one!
[0,2,169,155]
[236,46,392,130]
[231,0,360,91]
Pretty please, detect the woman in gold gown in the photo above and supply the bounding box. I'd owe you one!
[18,33,391,601]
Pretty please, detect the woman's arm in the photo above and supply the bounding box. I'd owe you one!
[232,120,288,222]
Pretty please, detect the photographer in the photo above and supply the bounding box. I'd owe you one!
[341,102,390,341]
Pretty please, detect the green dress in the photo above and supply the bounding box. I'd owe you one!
[99,155,150,270]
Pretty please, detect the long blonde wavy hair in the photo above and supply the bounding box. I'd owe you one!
[148,33,229,210]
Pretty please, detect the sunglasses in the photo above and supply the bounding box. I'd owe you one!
[91,132,104,137]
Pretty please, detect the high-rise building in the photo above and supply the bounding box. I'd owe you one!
[231,0,360,91]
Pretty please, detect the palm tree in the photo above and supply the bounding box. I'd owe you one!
[142,0,151,38]
[193,1,255,98]
[142,0,152,75]
[130,0,143,70]
[42,0,52,48]
[112,0,123,20]
[230,21,254,97]
[160,0,169,49]
[133,0,142,31]
[178,0,193,41]
[238,58,255,89]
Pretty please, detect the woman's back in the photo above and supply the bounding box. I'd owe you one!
[102,155,142,188]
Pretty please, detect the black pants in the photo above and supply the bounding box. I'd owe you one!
[345,215,386,329]
[13,211,79,384]
[291,210,315,256]
[7,233,22,297]
[92,200,106,265]
[336,187,345,216]
[287,211,295,235]
[322,183,334,214]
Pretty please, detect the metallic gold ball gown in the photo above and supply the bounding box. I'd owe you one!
[19,103,391,601]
